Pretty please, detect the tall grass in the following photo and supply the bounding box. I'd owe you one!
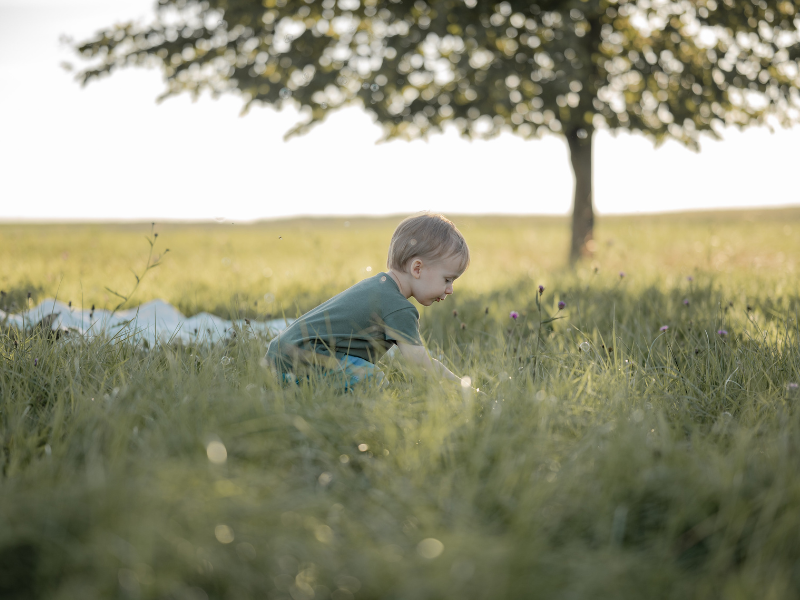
[1,212,799,599]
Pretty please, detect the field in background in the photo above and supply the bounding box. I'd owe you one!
[2,209,800,599]
[1,208,798,319]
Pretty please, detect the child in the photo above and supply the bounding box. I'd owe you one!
[265,213,472,390]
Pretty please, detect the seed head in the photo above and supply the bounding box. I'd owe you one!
[558,301,566,310]
[460,322,466,330]
[452,309,458,317]
[509,311,519,320]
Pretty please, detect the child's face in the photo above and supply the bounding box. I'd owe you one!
[408,254,463,306]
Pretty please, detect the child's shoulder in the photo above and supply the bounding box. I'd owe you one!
[338,273,413,313]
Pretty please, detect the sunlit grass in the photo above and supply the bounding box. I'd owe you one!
[1,210,800,599]
[1,207,797,317]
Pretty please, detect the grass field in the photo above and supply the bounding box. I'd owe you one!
[1,209,800,599]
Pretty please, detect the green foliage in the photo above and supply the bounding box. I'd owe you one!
[72,0,800,145]
[1,213,800,598]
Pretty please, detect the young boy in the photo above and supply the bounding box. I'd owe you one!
[265,213,471,389]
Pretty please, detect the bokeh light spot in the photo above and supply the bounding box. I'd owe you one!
[417,538,444,559]
[207,441,227,464]
[215,524,234,544]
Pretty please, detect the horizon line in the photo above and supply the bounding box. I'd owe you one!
[2,203,799,225]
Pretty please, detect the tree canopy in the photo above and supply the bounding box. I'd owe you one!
[74,0,800,261]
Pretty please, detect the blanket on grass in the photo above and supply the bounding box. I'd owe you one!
[0,299,290,347]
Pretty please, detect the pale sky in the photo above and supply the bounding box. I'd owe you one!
[1,0,798,222]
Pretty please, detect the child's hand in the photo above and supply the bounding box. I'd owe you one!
[396,343,462,383]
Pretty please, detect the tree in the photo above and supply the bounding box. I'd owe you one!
[73,0,800,262]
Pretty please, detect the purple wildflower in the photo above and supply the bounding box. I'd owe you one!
[787,383,798,390]
[538,284,545,295]
[558,301,566,310]
[619,271,626,279]
[717,329,728,337]
[509,311,519,320]
[34,358,38,367]
[687,276,693,282]
[659,325,669,332]
[683,299,690,306]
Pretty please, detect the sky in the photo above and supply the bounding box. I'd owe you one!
[0,0,798,222]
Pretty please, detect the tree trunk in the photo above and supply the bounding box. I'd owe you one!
[567,128,595,264]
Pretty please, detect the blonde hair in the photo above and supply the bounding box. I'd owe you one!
[387,213,470,273]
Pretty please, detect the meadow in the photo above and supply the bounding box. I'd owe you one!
[1,209,799,599]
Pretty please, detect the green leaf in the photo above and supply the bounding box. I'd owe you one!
[540,316,566,326]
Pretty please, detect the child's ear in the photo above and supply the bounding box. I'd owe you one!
[411,258,423,278]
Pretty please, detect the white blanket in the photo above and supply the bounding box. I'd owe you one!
[0,299,291,347]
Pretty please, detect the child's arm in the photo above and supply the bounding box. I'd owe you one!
[395,342,465,384]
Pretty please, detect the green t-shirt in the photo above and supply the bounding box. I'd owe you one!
[266,272,423,370]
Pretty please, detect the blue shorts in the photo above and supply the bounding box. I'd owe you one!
[280,353,384,391]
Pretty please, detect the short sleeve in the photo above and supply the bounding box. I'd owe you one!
[383,307,423,346]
